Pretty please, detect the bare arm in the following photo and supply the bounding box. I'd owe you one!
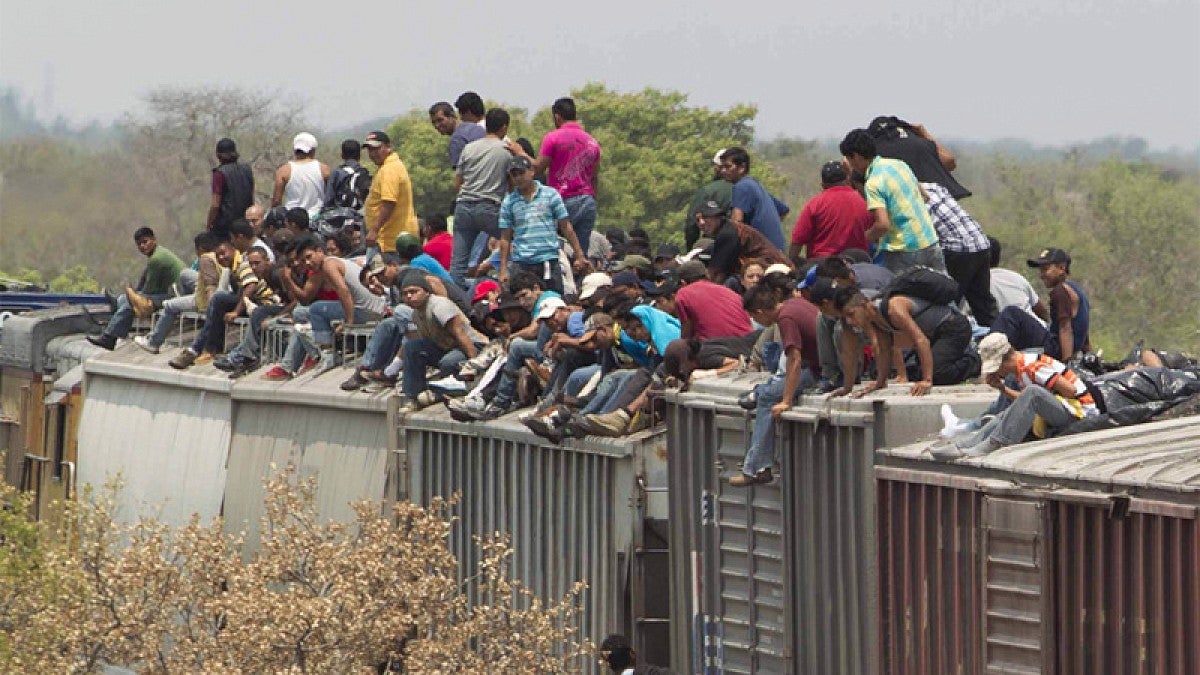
[912,123,957,172]
[367,201,395,249]
[887,297,934,395]
[771,345,805,418]
[557,218,584,268]
[866,208,891,243]
[447,316,478,359]
[1032,299,1050,322]
[322,258,356,327]
[271,165,289,207]
[207,192,220,229]
[498,229,513,285]
[453,173,464,193]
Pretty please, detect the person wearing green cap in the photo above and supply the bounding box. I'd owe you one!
[394,232,454,285]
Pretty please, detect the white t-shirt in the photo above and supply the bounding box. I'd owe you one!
[990,267,1046,326]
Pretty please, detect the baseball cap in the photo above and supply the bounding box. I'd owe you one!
[796,265,819,289]
[677,260,708,284]
[808,278,839,304]
[655,244,681,261]
[362,130,390,148]
[978,332,1012,376]
[293,132,318,153]
[697,199,728,217]
[471,279,500,304]
[489,291,525,316]
[645,279,678,297]
[535,296,567,320]
[611,270,640,287]
[366,254,389,278]
[216,137,237,153]
[393,232,422,253]
[1026,248,1071,267]
[821,160,848,184]
[508,155,533,172]
[712,149,726,166]
[578,272,613,302]
[764,263,792,276]
[612,254,652,272]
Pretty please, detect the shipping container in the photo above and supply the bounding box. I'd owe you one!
[666,373,996,674]
[876,415,1200,675]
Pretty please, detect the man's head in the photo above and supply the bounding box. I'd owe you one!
[647,280,678,316]
[578,272,613,305]
[362,130,392,166]
[133,227,157,256]
[193,231,219,255]
[401,270,433,309]
[246,246,273,280]
[340,139,361,161]
[215,137,238,164]
[454,91,485,122]
[834,289,873,330]
[677,260,708,285]
[610,271,644,300]
[292,132,318,158]
[743,284,782,326]
[613,300,649,342]
[508,155,535,190]
[600,634,637,672]
[1026,247,1071,288]
[695,199,729,235]
[551,97,577,127]
[535,297,572,330]
[654,244,681,272]
[285,207,310,235]
[839,128,877,174]
[613,254,653,280]
[978,332,1018,379]
[814,256,854,284]
[807,278,842,317]
[364,252,404,290]
[508,271,544,311]
[585,312,617,350]
[485,107,510,136]
[215,241,237,268]
[394,233,423,263]
[428,101,458,136]
[719,147,750,182]
[422,213,449,238]
[741,262,765,290]
[294,235,326,271]
[228,219,256,252]
[820,160,850,188]
[245,204,265,235]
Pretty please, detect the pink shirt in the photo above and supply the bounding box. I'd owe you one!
[539,122,600,199]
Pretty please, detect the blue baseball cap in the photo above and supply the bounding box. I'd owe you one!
[796,264,819,289]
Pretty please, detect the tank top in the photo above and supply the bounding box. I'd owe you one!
[340,259,387,316]
[284,160,325,215]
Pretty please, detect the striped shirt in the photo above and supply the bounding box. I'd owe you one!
[921,183,989,253]
[499,181,569,264]
[233,253,280,306]
[864,157,940,253]
[1014,351,1098,418]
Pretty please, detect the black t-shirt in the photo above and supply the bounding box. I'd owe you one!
[694,330,762,369]
[873,131,971,200]
[706,221,741,277]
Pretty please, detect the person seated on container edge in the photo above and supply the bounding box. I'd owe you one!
[599,634,673,675]
[132,231,222,354]
[931,332,1098,459]
[990,247,1090,362]
[214,240,297,375]
[672,260,754,340]
[397,270,486,411]
[730,284,821,486]
[987,236,1048,326]
[839,128,946,275]
[87,226,185,350]
[497,155,586,296]
[788,160,872,262]
[393,232,454,285]
[420,213,453,270]
[257,235,386,379]
[921,181,997,326]
[833,283,979,397]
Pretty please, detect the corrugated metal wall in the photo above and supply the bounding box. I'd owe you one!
[404,419,651,664]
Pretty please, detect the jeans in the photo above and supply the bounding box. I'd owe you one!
[188,290,241,354]
[469,232,491,268]
[173,268,198,297]
[581,369,641,415]
[451,200,500,288]
[816,314,844,386]
[227,303,288,362]
[360,307,413,372]
[308,300,382,346]
[989,386,1078,446]
[742,366,816,476]
[104,292,169,339]
[147,294,198,347]
[493,336,543,406]
[881,244,947,275]
[278,306,374,373]
[991,306,1059,359]
[563,194,597,257]
[544,348,597,401]
[565,364,602,398]
[401,337,473,398]
[512,259,565,296]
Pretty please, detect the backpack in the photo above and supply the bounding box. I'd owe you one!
[333,164,371,209]
[878,265,961,327]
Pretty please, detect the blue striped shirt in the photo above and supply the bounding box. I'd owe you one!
[499,181,569,264]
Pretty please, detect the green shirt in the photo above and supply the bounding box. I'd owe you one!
[141,245,185,295]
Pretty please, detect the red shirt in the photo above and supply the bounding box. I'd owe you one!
[791,185,872,258]
[674,280,753,340]
[776,297,821,375]
[423,231,453,269]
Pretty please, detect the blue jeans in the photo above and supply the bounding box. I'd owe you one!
[401,337,472,398]
[104,291,169,339]
[563,194,597,257]
[493,336,543,406]
[581,369,639,415]
[742,366,816,476]
[189,291,241,354]
[147,294,197,347]
[451,200,500,288]
[227,303,287,362]
[360,307,413,372]
[565,364,602,398]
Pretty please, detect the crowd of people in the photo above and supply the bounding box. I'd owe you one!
[86,96,1171,487]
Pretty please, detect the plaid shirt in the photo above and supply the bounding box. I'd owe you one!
[921,182,989,253]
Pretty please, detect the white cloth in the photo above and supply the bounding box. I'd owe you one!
[284,160,326,215]
[990,267,1046,326]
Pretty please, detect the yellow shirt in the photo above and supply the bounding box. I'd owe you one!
[365,152,418,251]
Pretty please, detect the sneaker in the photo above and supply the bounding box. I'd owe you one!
[168,348,197,370]
[961,438,1002,458]
[213,355,237,371]
[213,352,254,373]
[729,468,774,487]
[738,389,758,411]
[415,390,446,408]
[581,409,630,437]
[260,365,292,381]
[524,358,551,386]
[428,374,469,396]
[308,350,338,377]
[296,355,320,375]
[474,400,513,421]
[86,333,117,351]
[928,441,964,460]
[194,351,215,366]
[627,409,651,433]
[524,406,570,443]
[226,358,258,379]
[447,397,482,422]
[361,379,392,394]
[938,404,978,439]
[132,335,160,354]
[340,369,370,391]
[395,396,419,415]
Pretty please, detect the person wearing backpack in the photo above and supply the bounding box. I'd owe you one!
[834,266,979,396]
[324,139,372,210]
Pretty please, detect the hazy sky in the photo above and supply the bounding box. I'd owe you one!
[2,0,1198,149]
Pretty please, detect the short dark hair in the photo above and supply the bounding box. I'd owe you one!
[508,271,543,295]
[454,92,485,117]
[743,284,780,312]
[428,101,455,118]
[328,231,354,257]
[285,208,310,229]
[340,139,361,160]
[611,298,641,322]
[193,231,219,251]
[628,227,649,241]
[833,287,867,312]
[815,256,852,281]
[839,129,877,160]
[228,219,254,239]
[987,236,1001,268]
[133,227,155,241]
[722,147,750,171]
[485,108,510,134]
[551,97,577,121]
[425,213,448,234]
[247,246,272,260]
[761,271,795,299]
[294,235,323,255]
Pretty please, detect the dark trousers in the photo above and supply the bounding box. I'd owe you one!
[908,313,980,385]
[944,249,998,326]
[189,290,242,354]
[546,348,598,400]
[513,259,565,295]
[991,305,1060,359]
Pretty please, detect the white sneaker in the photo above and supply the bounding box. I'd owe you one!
[428,374,468,395]
[938,404,976,439]
[132,335,160,354]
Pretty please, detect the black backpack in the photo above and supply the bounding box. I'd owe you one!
[333,164,371,209]
[878,265,961,327]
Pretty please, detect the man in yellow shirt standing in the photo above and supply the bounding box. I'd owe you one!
[362,130,417,256]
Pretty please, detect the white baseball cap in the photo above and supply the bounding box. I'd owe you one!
[535,297,567,321]
[293,132,318,153]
